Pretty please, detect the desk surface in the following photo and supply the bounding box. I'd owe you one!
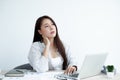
[82,73,120,80]
[1,70,120,80]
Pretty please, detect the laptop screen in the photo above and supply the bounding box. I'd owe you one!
[78,53,108,79]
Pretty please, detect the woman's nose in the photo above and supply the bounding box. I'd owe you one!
[50,25,54,30]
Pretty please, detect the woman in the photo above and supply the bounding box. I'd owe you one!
[28,15,77,74]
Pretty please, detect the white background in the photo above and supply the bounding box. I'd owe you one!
[0,0,120,72]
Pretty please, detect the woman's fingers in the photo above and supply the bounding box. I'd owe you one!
[42,35,50,47]
[64,66,76,75]
[64,66,71,74]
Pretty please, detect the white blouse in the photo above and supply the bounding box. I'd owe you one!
[28,42,77,72]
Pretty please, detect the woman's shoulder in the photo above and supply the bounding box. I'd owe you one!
[62,41,70,50]
[32,41,45,48]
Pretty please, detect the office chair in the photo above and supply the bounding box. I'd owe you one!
[14,63,33,70]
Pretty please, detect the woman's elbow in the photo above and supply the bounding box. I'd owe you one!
[33,65,49,73]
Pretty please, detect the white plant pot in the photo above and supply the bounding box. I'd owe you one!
[107,72,114,78]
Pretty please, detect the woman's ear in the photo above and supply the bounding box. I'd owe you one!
[38,30,42,35]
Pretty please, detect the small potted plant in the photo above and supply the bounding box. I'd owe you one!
[106,65,114,78]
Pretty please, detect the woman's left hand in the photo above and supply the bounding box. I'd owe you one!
[64,66,76,75]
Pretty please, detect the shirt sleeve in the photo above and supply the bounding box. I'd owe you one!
[65,44,78,68]
[28,42,49,72]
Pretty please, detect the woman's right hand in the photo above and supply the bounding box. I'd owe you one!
[42,35,50,48]
[42,35,50,57]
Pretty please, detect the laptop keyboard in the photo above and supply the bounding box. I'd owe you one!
[54,73,79,80]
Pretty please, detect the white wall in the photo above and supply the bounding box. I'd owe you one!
[0,0,120,72]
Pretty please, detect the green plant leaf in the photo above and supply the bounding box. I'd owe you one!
[106,65,114,72]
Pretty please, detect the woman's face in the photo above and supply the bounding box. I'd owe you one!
[38,18,56,39]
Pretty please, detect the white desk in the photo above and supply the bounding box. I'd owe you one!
[81,73,120,80]
[1,70,120,80]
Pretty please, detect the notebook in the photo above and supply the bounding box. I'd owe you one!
[55,53,108,79]
[5,69,25,77]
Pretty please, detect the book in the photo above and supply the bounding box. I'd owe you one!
[5,69,24,77]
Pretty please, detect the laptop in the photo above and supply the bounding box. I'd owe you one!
[55,53,108,79]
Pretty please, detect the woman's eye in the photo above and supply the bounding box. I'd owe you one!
[45,26,49,28]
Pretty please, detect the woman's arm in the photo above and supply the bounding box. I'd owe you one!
[64,44,78,74]
[28,42,49,72]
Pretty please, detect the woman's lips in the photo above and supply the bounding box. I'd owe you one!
[51,31,55,34]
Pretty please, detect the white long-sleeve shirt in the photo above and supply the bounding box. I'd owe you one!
[28,42,77,72]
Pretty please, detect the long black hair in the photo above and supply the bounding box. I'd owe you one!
[33,15,67,70]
